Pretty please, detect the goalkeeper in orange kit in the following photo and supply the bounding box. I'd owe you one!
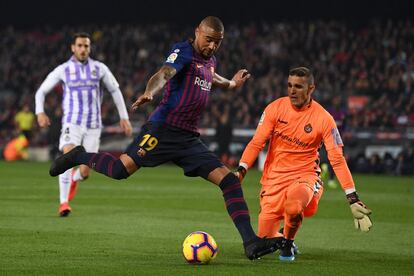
[235,67,372,262]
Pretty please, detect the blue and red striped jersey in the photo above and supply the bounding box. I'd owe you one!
[149,40,216,133]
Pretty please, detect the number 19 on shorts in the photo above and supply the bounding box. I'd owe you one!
[139,134,158,151]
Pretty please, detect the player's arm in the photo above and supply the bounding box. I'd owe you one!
[323,118,372,232]
[35,67,63,128]
[101,64,132,136]
[132,43,190,110]
[213,69,251,91]
[235,104,275,181]
[132,65,177,110]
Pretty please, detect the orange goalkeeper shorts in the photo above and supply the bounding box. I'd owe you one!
[258,174,324,221]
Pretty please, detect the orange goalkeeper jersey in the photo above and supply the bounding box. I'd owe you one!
[240,97,355,191]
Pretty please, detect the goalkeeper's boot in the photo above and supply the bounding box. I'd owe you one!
[59,202,71,217]
[279,227,300,255]
[244,236,283,260]
[279,238,295,262]
[68,169,78,201]
[49,146,85,177]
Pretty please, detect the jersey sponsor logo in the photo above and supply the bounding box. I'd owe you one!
[166,53,178,63]
[259,112,265,125]
[331,128,343,146]
[273,130,310,148]
[194,76,212,91]
[67,80,99,88]
[304,123,313,133]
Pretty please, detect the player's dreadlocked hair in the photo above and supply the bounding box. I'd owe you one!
[200,16,224,32]
[289,67,315,85]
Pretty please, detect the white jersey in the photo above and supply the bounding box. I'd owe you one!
[35,56,128,129]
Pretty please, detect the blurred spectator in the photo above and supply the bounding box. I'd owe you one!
[14,103,35,140]
[3,134,29,161]
[395,147,414,175]
[215,105,234,166]
[367,153,384,174]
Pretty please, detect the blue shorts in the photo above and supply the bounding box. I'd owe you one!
[125,122,223,178]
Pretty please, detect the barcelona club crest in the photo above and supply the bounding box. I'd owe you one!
[304,123,312,133]
[137,148,147,157]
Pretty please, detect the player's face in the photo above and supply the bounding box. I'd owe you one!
[194,25,223,58]
[71,37,91,62]
[287,76,315,109]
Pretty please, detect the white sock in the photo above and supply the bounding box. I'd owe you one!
[59,169,71,204]
[72,168,84,182]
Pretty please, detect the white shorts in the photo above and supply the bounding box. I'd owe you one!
[59,123,102,152]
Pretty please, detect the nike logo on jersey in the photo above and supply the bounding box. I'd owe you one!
[196,64,203,68]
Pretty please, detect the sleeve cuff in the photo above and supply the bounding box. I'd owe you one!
[239,162,248,170]
[345,188,356,195]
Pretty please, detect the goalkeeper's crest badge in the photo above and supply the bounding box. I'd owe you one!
[304,123,312,133]
[137,148,147,157]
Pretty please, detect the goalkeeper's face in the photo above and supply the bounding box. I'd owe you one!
[71,37,91,63]
[287,75,315,109]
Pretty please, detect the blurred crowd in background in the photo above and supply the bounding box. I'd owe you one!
[0,19,413,174]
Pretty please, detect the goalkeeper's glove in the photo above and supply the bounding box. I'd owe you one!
[234,166,247,182]
[346,191,372,232]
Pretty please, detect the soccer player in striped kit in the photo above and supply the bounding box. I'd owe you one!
[35,32,132,217]
[49,17,282,259]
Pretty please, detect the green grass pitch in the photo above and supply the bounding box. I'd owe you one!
[0,161,413,275]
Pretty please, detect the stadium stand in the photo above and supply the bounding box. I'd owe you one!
[1,19,413,174]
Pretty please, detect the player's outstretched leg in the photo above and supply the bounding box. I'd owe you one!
[217,172,282,259]
[50,146,86,176]
[50,146,130,180]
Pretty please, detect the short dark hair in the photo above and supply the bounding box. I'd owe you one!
[71,32,91,44]
[289,67,314,84]
[200,16,224,32]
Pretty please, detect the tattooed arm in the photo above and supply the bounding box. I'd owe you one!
[132,65,177,110]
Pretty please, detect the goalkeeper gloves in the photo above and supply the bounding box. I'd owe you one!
[234,166,247,182]
[346,192,372,232]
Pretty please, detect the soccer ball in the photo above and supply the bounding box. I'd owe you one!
[182,231,218,264]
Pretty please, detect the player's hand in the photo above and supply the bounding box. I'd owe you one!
[131,93,153,110]
[346,192,372,232]
[231,69,251,89]
[37,112,50,128]
[120,119,132,137]
[234,165,247,183]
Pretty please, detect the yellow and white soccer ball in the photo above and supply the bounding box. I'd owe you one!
[182,231,218,264]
